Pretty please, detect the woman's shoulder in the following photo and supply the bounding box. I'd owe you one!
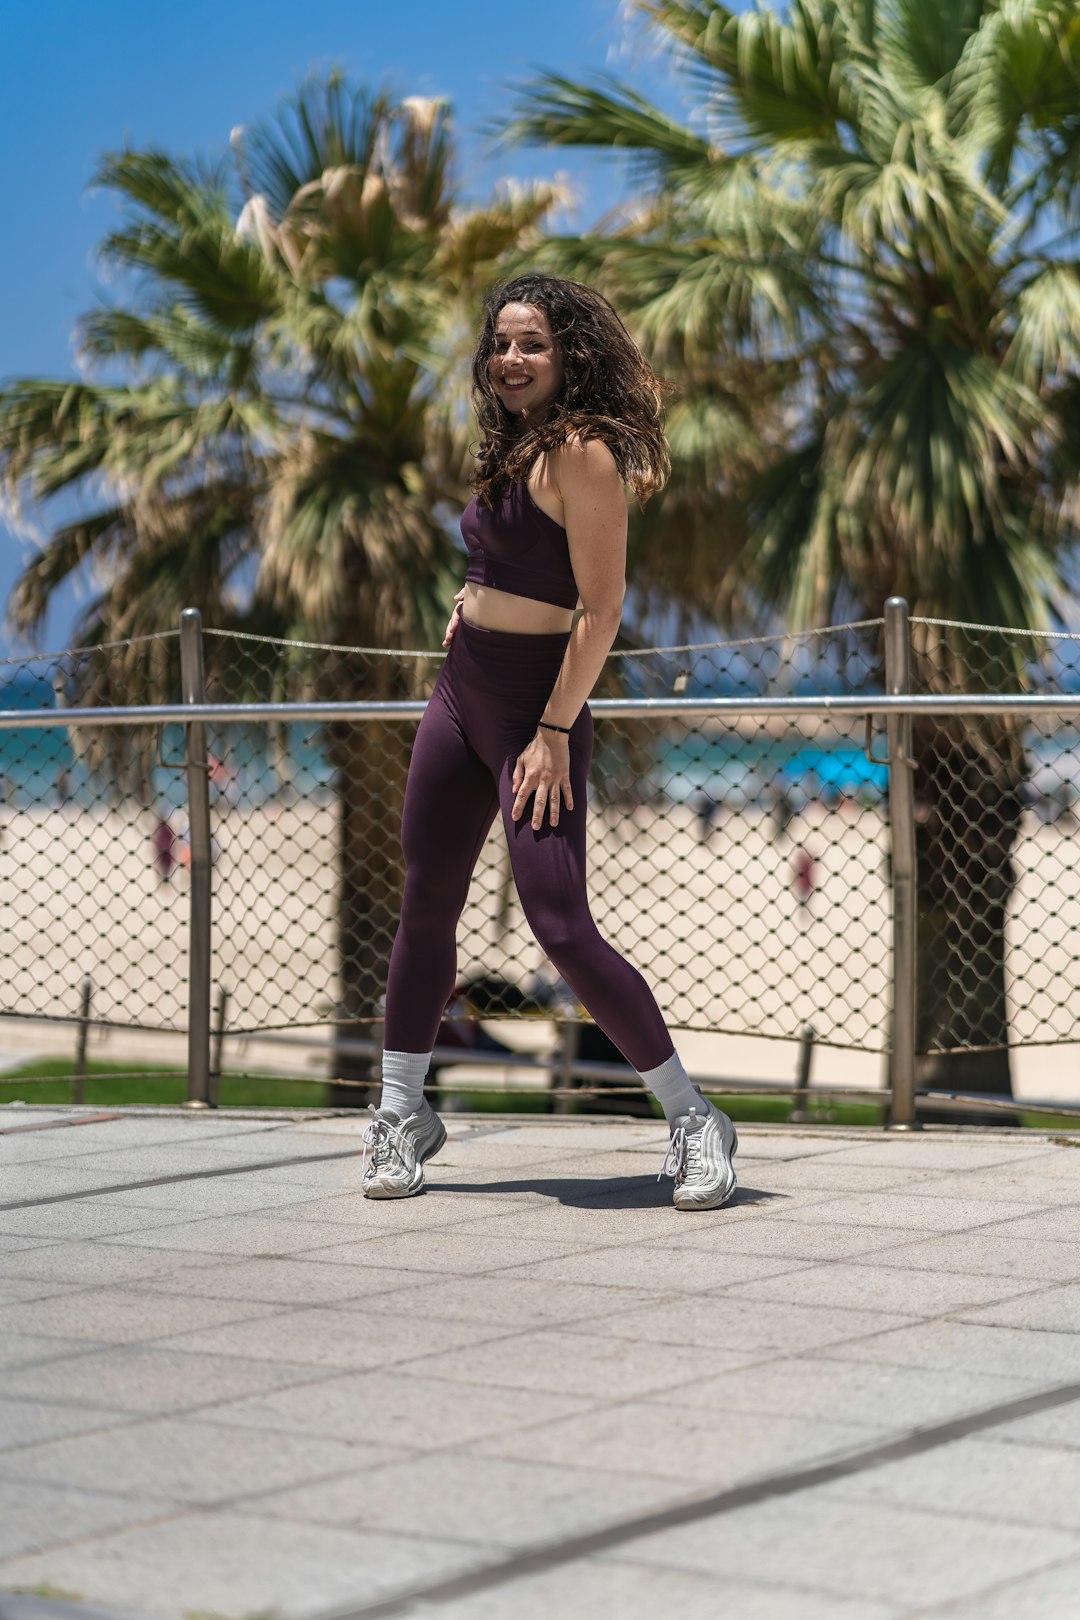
[547,434,619,485]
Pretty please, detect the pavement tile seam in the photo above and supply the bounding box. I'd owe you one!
[825,1234,1080,1280]
[901,1555,1080,1619]
[0,1410,151,1459]
[204,1449,687,1526]
[0,1494,191,1566]
[949,1273,1080,1326]
[598,1551,915,1610]
[811,1325,1080,1376]
[820,1477,1080,1536]
[0,1349,400,1421]
[715,1267,1057,1322]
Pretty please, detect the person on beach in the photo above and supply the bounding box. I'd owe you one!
[362,274,738,1210]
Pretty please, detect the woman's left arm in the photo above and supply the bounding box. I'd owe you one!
[510,439,627,831]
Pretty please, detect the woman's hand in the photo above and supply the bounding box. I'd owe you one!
[512,730,574,830]
[442,588,466,648]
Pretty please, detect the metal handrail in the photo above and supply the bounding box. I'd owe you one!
[8,691,1080,729]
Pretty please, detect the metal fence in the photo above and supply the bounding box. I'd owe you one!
[3,600,1080,1123]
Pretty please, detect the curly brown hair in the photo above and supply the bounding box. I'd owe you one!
[470,274,671,509]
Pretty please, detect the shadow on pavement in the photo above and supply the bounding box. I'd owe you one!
[428,1175,786,1210]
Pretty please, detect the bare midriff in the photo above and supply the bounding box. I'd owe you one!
[460,583,577,634]
[459,474,578,634]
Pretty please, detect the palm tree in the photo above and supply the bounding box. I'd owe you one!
[0,74,561,1100]
[506,0,1080,1113]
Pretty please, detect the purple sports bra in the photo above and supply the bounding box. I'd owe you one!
[461,480,580,611]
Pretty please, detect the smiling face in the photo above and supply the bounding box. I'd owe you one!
[488,302,565,423]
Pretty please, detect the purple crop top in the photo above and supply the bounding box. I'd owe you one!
[461,481,580,611]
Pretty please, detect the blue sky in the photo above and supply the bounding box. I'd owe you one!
[0,0,685,656]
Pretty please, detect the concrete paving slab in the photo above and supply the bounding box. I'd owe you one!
[79,1211,382,1256]
[726,1260,1048,1316]
[0,1289,282,1346]
[610,1492,1080,1608]
[971,1205,1080,1243]
[956,1280,1080,1332]
[660,1216,911,1261]
[733,1158,954,1192]
[915,1555,1080,1618]
[0,1336,113,1372]
[0,1242,245,1287]
[0,1399,137,1454]
[821,1320,1080,1381]
[0,1511,494,1620]
[410,1325,751,1399]
[861,1230,1080,1280]
[589,1294,915,1353]
[129,1255,444,1306]
[821,1434,1080,1531]
[0,1280,90,1307]
[238,1450,686,1547]
[0,1207,200,1243]
[425,1559,905,1620]
[304,1228,600,1274]
[901,1166,1080,1204]
[0,1415,382,1507]
[209,1368,594,1448]
[816,1139,1067,1170]
[472,1399,879,1482]
[3,1112,1080,1620]
[648,1355,1035,1430]
[152,1304,510,1370]
[0,1344,338,1415]
[0,1478,179,1563]
[492,1242,805,1292]
[776,1192,1049,1231]
[82,1182,336,1218]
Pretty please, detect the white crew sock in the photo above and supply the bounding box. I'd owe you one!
[378,1050,432,1120]
[639,1051,706,1128]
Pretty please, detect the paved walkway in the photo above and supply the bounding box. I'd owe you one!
[1,1106,1080,1620]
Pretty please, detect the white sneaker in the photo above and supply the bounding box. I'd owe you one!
[362,1099,447,1199]
[659,1091,738,1210]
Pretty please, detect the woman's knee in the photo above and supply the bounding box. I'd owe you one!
[399,864,465,934]
[528,904,595,967]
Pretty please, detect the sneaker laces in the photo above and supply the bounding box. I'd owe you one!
[657,1113,704,1183]
[658,1123,687,1182]
[361,1107,416,1183]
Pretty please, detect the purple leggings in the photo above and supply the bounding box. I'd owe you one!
[383,618,674,1069]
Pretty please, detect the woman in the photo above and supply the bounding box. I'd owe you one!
[363,274,737,1210]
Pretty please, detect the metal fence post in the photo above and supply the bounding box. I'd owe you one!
[180,609,213,1109]
[885,597,918,1128]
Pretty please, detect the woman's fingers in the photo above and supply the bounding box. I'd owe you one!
[442,602,463,647]
[512,737,573,827]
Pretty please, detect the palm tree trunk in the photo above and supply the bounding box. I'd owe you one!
[913,723,1023,1125]
[325,719,410,1109]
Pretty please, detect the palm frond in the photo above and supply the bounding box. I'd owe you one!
[636,0,856,143]
[501,72,717,182]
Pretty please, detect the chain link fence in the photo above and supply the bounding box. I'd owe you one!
[2,606,1080,1114]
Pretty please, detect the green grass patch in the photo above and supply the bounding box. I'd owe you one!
[3,1061,1075,1131]
[0,1058,327,1110]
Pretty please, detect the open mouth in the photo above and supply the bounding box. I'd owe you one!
[500,376,532,391]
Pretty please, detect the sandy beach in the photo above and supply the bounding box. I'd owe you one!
[1,791,1078,1107]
